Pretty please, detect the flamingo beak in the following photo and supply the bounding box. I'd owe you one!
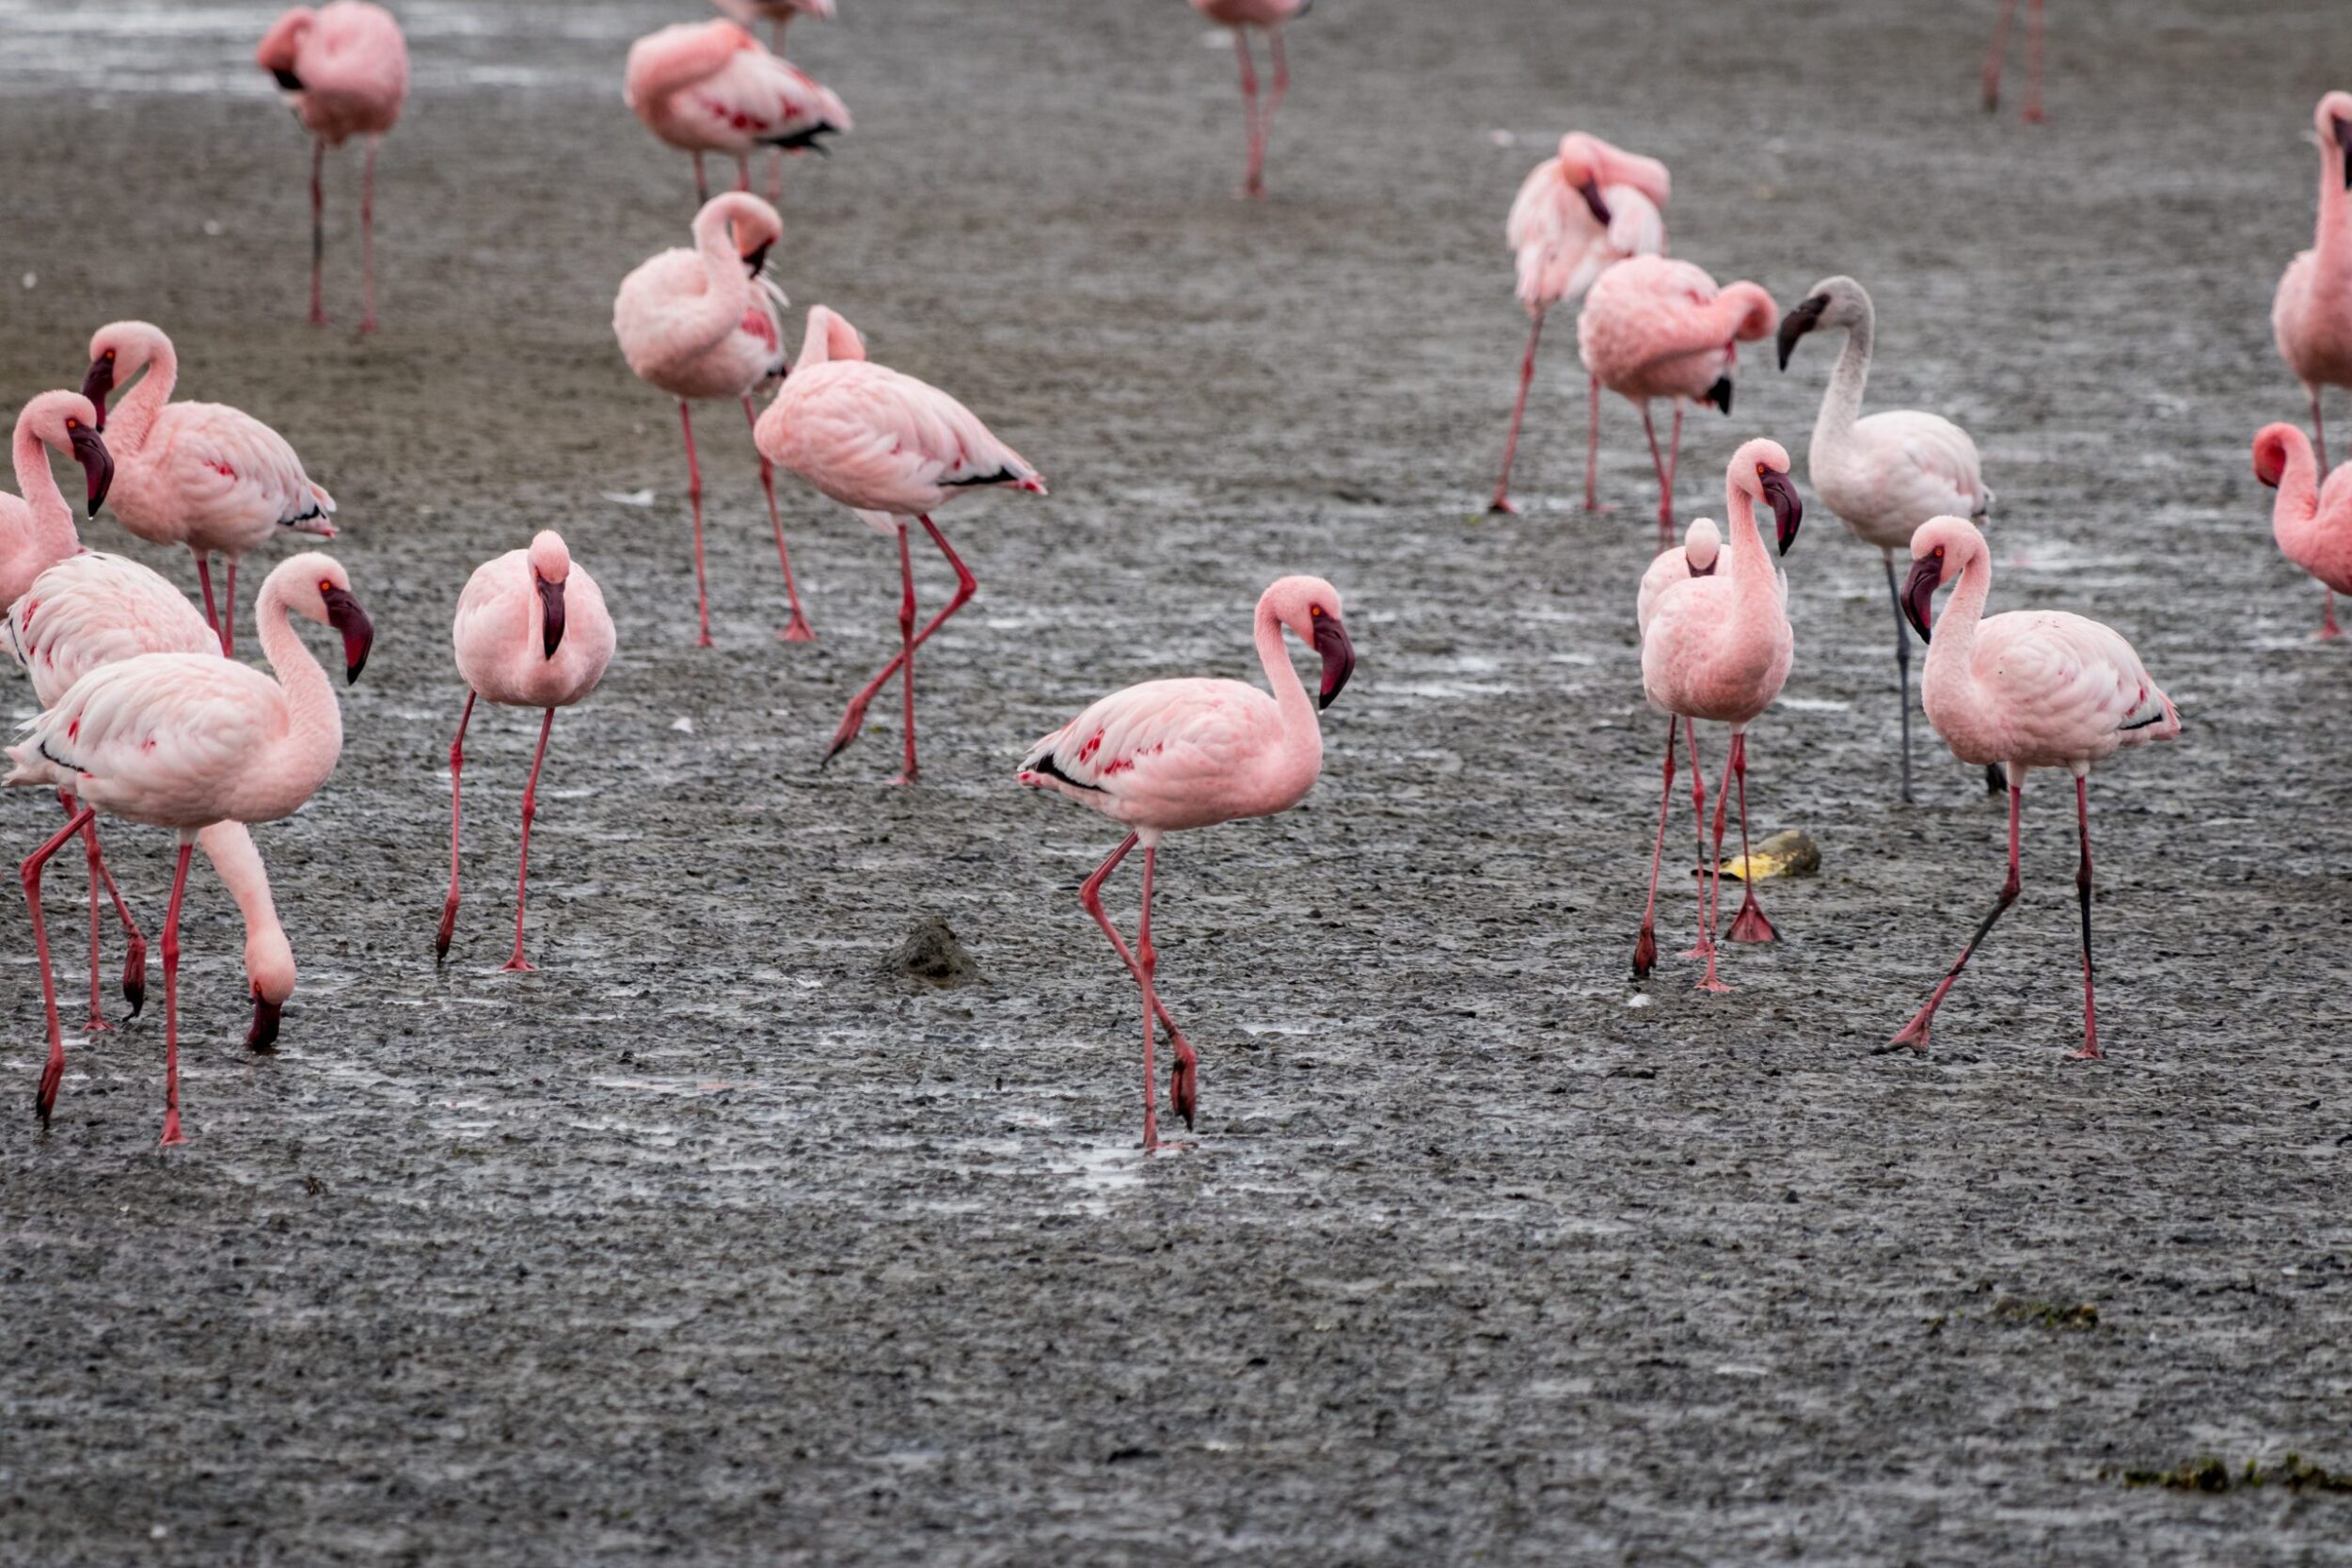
[538,575,567,659]
[80,356,115,430]
[246,991,281,1052]
[1775,293,1828,371]
[1901,554,1943,642]
[69,423,113,517]
[2337,115,2352,187]
[1576,175,1612,227]
[1312,613,1355,710]
[744,241,771,276]
[1760,468,1804,554]
[1686,551,1716,578]
[271,67,304,91]
[321,586,373,684]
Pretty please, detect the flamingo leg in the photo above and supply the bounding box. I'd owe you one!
[360,135,379,334]
[1982,0,2018,111]
[694,150,710,205]
[1662,404,1684,546]
[767,150,784,205]
[1487,308,1545,515]
[1632,716,1677,978]
[1233,30,1263,198]
[743,397,815,641]
[310,137,328,325]
[1638,404,1676,543]
[1884,552,1916,802]
[1262,26,1289,191]
[158,837,193,1147]
[1079,832,1197,1058]
[2022,0,2044,122]
[1696,742,1734,992]
[1892,774,2024,1049]
[889,521,919,784]
[2312,387,2330,472]
[735,154,751,193]
[1584,372,1603,514]
[1724,732,1778,943]
[2070,775,2100,1059]
[222,558,239,659]
[1677,717,1713,962]
[436,689,475,963]
[502,708,555,973]
[823,515,977,766]
[82,814,108,1034]
[679,401,713,647]
[66,797,146,1017]
[194,551,225,652]
[23,804,97,1128]
[1135,843,1184,1151]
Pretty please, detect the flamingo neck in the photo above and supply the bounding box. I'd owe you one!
[5,425,81,594]
[1811,304,1874,450]
[2270,436,2324,558]
[251,584,343,817]
[1921,549,1994,716]
[2317,138,2352,278]
[1254,606,1324,773]
[1724,486,1779,610]
[797,309,833,369]
[108,343,178,457]
[677,221,753,356]
[196,822,292,997]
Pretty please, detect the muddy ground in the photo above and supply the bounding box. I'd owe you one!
[3,0,2350,1562]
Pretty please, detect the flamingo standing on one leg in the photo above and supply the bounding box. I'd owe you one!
[2273,93,2352,480]
[626,19,850,205]
[7,553,371,1143]
[1889,517,2178,1059]
[614,193,810,646]
[1018,575,1355,1150]
[1491,133,1670,515]
[80,322,338,657]
[256,3,408,331]
[1980,0,2043,121]
[1190,0,1309,199]
[1578,256,1778,545]
[437,531,616,972]
[1776,275,1995,801]
[755,306,1045,782]
[2252,422,2352,640]
[1630,442,1804,990]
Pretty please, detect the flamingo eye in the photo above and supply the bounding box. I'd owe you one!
[103,349,115,361]
[63,418,77,430]
[1931,546,1945,560]
[317,578,334,594]
[1309,605,1324,618]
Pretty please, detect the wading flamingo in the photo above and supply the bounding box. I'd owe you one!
[1191,0,1310,198]
[614,193,809,646]
[437,531,616,972]
[625,19,850,205]
[2253,422,2352,639]
[2273,92,2352,473]
[1631,441,1803,991]
[755,306,1045,782]
[1491,133,1670,515]
[1017,575,1355,1150]
[1777,275,1994,801]
[8,553,372,1144]
[81,322,337,657]
[1889,516,2178,1059]
[256,3,408,331]
[1980,0,2043,121]
[1578,256,1777,544]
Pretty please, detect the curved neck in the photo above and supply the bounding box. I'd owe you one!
[1811,308,1874,448]
[674,224,752,356]
[253,587,342,806]
[5,425,80,591]
[196,819,288,966]
[2318,139,2351,277]
[1723,486,1779,606]
[1254,608,1322,750]
[1922,550,1994,705]
[2271,439,2323,555]
[108,344,178,455]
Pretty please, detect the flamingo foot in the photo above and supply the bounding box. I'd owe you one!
[1724,899,1779,944]
[2068,1043,2104,1061]
[2318,616,2343,641]
[1169,1056,1197,1131]
[121,938,148,1018]
[81,1009,114,1036]
[2022,104,2044,125]
[777,613,817,643]
[887,770,919,788]
[435,897,457,964]
[822,700,871,765]
[358,315,378,337]
[1632,925,1658,980]
[309,308,329,328]
[36,1057,63,1128]
[1888,1010,1934,1051]
[1486,496,1520,517]
[501,956,537,974]
[160,1109,184,1147]
[1695,973,1732,995]
[694,632,715,650]
[246,995,281,1053]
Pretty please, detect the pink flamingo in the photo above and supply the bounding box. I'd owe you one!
[1191,0,1310,198]
[2273,92,2352,476]
[1577,256,1777,544]
[1017,575,1355,1150]
[1631,442,1803,991]
[1889,516,2178,1059]
[1491,133,1670,515]
[614,193,811,647]
[625,19,850,205]
[1980,0,2044,121]
[80,322,338,657]
[2253,421,2352,640]
[255,3,408,331]
[8,553,372,1144]
[755,306,1046,782]
[437,531,616,972]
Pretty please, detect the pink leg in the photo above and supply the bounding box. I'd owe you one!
[889,521,919,784]
[1136,843,1187,1150]
[1696,743,1734,992]
[1892,774,2023,1048]
[66,797,146,1017]
[694,150,710,205]
[360,135,379,333]
[194,551,226,653]
[23,804,97,1129]
[2022,0,2044,121]
[1233,31,1263,198]
[1584,372,1602,513]
[2324,591,2343,641]
[82,816,107,1034]
[502,708,555,973]
[158,838,193,1147]
[2312,388,2330,472]
[735,155,751,192]
[222,558,238,659]
[824,515,977,766]
[1632,716,1677,978]
[1662,404,1684,546]
[309,138,327,325]
[1724,732,1779,943]
[1982,0,2018,110]
[2070,775,2100,1059]
[1639,404,1675,544]
[436,689,475,962]
[679,402,713,647]
[1677,717,1713,961]
[767,150,784,205]
[1487,309,1545,515]
[1079,832,1196,1053]
[744,397,815,641]
[1262,27,1289,192]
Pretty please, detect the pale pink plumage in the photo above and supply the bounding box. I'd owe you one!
[0,392,108,612]
[257,3,407,329]
[1191,0,1310,198]
[625,19,850,202]
[1635,516,1720,640]
[1018,574,1354,1150]
[2272,92,2352,475]
[2254,420,2352,638]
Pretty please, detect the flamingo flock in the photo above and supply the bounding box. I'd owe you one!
[0,2,2343,1157]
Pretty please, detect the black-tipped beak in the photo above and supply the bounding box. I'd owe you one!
[1775,294,1828,372]
[537,575,567,659]
[322,586,373,683]
[744,241,771,276]
[80,357,115,430]
[1312,613,1355,710]
[271,67,303,91]
[246,991,281,1052]
[70,424,113,517]
[2336,115,2352,188]
[1760,468,1803,555]
[1686,551,1716,578]
[1577,174,1612,227]
[1900,554,1942,642]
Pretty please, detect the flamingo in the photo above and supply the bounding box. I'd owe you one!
[1017,575,1355,1150]
[1776,275,1994,801]
[1630,441,1803,991]
[1491,133,1670,515]
[2252,422,2352,640]
[1577,256,1778,544]
[8,553,372,1144]
[79,322,338,657]
[255,3,408,332]
[613,193,810,647]
[1888,517,2178,1059]
[754,306,1045,782]
[1191,0,1310,198]
[2273,92,2352,475]
[437,531,617,972]
[1979,0,2044,121]
[625,19,850,205]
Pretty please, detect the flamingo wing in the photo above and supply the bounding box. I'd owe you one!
[1977,611,2176,752]
[7,553,215,704]
[799,365,1041,498]
[8,652,283,818]
[1878,411,1990,518]
[1600,184,1666,267]
[1021,678,1282,804]
[151,404,336,535]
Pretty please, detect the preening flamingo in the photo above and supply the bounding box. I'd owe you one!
[1777,275,1994,801]
[8,553,372,1144]
[1577,256,1777,543]
[1635,515,1720,631]
[614,193,810,646]
[2252,422,2352,640]
[1888,517,2178,1060]
[1631,441,1803,992]
[1491,133,1670,515]
[713,0,835,54]
[81,321,338,657]
[437,531,616,972]
[2273,92,2352,473]
[1017,575,1355,1151]
[1980,0,2044,121]
[625,19,850,204]
[1190,0,1310,198]
[754,306,1045,782]
[255,2,409,331]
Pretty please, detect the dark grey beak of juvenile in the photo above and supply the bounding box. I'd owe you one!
[1577,175,1612,227]
[1901,554,1942,642]
[70,423,113,517]
[1760,468,1803,555]
[322,586,374,684]
[80,356,115,430]
[1312,614,1355,711]
[1775,293,1829,371]
[538,575,567,658]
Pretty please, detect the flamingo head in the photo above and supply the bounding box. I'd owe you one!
[2252,422,2308,489]
[255,8,316,86]
[2316,91,2352,188]
[1774,275,1868,371]
[244,927,295,1050]
[82,321,169,432]
[21,391,113,517]
[1262,575,1355,711]
[1554,134,1613,226]
[695,192,784,277]
[529,531,572,658]
[1682,516,1722,577]
[1901,516,1982,642]
[278,552,374,684]
[1728,438,1803,555]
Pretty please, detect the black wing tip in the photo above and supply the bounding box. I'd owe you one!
[943,467,1025,489]
[1025,752,1104,792]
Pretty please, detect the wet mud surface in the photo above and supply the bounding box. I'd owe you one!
[3,1,2351,1562]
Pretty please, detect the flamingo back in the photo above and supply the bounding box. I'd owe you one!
[1578,257,1772,404]
[453,549,617,709]
[111,403,335,556]
[1946,612,2179,770]
[262,1,407,143]
[8,553,216,707]
[7,652,289,830]
[1019,676,1310,833]
[757,361,1043,516]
